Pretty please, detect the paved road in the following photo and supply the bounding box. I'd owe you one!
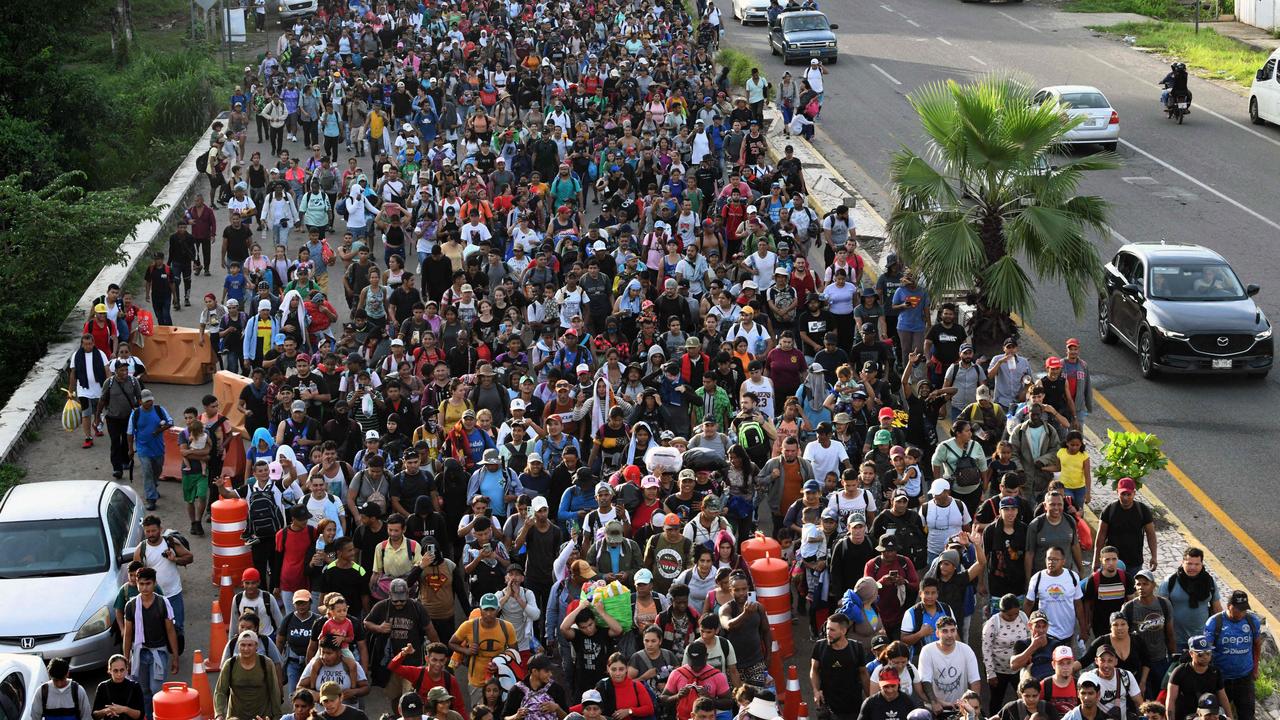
[721,1,1280,610]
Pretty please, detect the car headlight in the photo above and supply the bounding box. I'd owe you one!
[74,606,112,641]
[1152,325,1188,340]
[1256,327,1272,340]
[826,41,837,47]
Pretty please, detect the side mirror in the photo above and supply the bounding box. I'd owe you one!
[1247,283,1261,296]
[829,22,839,29]
[118,547,137,566]
[1123,282,1143,298]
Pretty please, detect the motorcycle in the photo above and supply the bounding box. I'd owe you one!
[1160,76,1191,124]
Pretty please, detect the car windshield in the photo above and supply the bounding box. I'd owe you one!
[1148,263,1248,301]
[0,518,108,578]
[1060,92,1109,109]
[784,16,830,31]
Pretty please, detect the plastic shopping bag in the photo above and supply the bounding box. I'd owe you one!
[61,390,82,432]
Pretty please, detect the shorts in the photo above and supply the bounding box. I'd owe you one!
[78,397,97,418]
[182,472,209,502]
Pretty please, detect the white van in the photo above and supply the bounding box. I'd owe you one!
[1248,48,1280,125]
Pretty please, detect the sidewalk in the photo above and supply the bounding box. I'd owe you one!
[1208,18,1280,52]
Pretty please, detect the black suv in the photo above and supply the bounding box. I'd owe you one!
[1098,243,1273,378]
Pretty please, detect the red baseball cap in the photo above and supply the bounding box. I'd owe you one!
[878,668,900,685]
[1045,356,1063,369]
[878,407,895,420]
[1065,337,1081,348]
[1117,477,1138,493]
[243,567,261,583]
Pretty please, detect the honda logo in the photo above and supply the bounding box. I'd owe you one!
[1217,336,1230,347]
[18,637,34,650]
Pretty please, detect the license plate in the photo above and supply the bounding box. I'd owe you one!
[810,50,821,56]
[1212,359,1232,369]
[1176,103,1189,109]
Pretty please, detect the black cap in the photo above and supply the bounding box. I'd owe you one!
[686,640,708,664]
[816,421,833,434]
[400,693,425,716]
[1198,694,1220,711]
[527,654,554,671]
[1229,590,1250,609]
[359,501,383,518]
[860,322,876,334]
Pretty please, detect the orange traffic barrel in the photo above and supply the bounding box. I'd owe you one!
[741,532,782,565]
[152,682,203,720]
[209,490,251,585]
[750,556,794,658]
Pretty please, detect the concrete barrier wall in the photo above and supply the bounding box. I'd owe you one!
[0,126,216,466]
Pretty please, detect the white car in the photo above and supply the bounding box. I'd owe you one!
[278,0,318,22]
[0,482,144,671]
[0,654,50,720]
[1249,48,1280,125]
[733,0,771,24]
[1034,85,1119,152]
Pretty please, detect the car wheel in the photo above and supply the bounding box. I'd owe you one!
[1102,142,1118,152]
[1250,97,1265,126]
[1098,297,1117,345]
[1138,327,1158,379]
[828,55,838,64]
[771,43,779,56]
[1250,368,1271,379]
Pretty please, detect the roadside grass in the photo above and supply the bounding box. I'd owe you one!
[1065,0,1193,20]
[718,48,757,87]
[0,465,26,497]
[1091,20,1270,86]
[1258,655,1280,701]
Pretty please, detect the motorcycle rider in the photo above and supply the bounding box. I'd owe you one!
[1160,62,1191,110]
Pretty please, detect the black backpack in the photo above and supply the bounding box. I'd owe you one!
[247,487,283,540]
[40,681,80,719]
[196,152,208,174]
[947,442,981,488]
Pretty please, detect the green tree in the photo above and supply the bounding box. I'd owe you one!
[0,172,158,395]
[888,75,1117,357]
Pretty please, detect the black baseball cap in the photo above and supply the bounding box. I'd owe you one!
[400,693,424,716]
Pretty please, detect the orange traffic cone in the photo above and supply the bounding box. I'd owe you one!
[783,666,800,720]
[798,701,808,720]
[191,650,215,718]
[218,572,235,626]
[769,639,784,694]
[206,601,227,671]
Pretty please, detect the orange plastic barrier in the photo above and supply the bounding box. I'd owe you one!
[210,491,252,585]
[751,557,795,658]
[212,370,251,437]
[135,326,216,385]
[151,682,201,720]
[160,427,245,482]
[741,532,782,565]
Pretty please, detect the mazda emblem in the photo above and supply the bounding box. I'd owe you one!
[1217,336,1229,347]
[19,637,34,650]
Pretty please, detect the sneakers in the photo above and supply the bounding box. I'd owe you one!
[184,296,192,307]
[190,522,205,537]
[145,501,157,511]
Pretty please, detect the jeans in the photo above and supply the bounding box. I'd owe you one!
[1145,656,1171,699]
[136,646,170,718]
[167,591,185,635]
[1063,487,1087,511]
[272,223,291,247]
[323,135,341,161]
[284,655,306,698]
[269,126,284,155]
[988,672,1020,715]
[138,454,163,504]
[154,300,173,326]
[172,261,193,300]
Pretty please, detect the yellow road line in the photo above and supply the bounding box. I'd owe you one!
[775,112,1280,619]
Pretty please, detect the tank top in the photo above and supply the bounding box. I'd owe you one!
[322,463,349,498]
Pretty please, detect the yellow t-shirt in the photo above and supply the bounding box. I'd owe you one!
[1056,448,1088,489]
[450,618,517,685]
[369,111,385,139]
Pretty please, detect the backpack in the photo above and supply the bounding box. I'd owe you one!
[906,601,955,644]
[1028,514,1078,553]
[736,419,768,461]
[196,152,208,174]
[947,442,981,489]
[162,528,191,552]
[247,487,283,540]
[468,616,515,675]
[1030,568,1079,611]
[40,681,81,719]
[1207,610,1261,648]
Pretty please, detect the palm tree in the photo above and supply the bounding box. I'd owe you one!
[888,74,1118,358]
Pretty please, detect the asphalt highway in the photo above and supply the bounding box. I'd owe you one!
[722,0,1280,609]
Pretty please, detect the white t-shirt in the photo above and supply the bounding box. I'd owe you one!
[826,489,876,527]
[1026,569,1083,640]
[870,662,920,696]
[803,439,849,484]
[920,501,971,558]
[1079,668,1140,719]
[740,377,776,420]
[917,641,981,704]
[805,66,825,94]
[727,322,772,357]
[461,222,493,246]
[744,250,778,287]
[556,287,588,328]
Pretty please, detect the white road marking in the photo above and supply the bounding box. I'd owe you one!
[936,36,953,46]
[969,55,988,66]
[1121,176,1158,185]
[881,4,894,10]
[1120,138,1280,232]
[1076,49,1280,151]
[869,62,904,85]
[1102,222,1130,246]
[905,18,920,26]
[998,10,1041,32]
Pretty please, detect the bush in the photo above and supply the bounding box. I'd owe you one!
[718,48,757,88]
[1092,21,1272,86]
[1094,429,1169,490]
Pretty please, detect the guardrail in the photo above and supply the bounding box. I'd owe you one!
[0,125,216,466]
